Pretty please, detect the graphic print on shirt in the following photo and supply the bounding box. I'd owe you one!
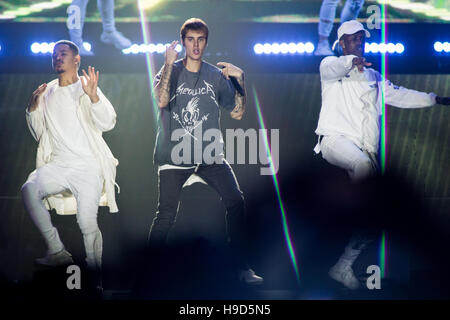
[171,80,218,140]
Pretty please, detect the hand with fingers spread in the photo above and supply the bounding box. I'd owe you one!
[352,57,372,72]
[165,41,179,65]
[81,66,100,103]
[28,83,47,112]
[217,62,244,80]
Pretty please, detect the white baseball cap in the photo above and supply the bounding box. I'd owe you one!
[331,20,371,50]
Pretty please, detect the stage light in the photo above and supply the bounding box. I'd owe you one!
[31,42,41,54]
[304,42,314,53]
[42,42,52,54]
[271,43,280,54]
[288,42,297,54]
[139,44,148,53]
[130,44,140,54]
[387,43,396,54]
[176,44,182,53]
[156,43,165,54]
[296,42,305,53]
[395,43,404,54]
[434,41,443,52]
[254,43,263,54]
[443,42,450,53]
[253,42,315,55]
[370,42,379,53]
[149,43,156,53]
[365,42,404,55]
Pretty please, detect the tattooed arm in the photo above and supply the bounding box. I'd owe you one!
[155,41,178,108]
[230,73,246,120]
[217,62,246,120]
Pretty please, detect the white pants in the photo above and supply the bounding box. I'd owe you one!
[21,161,104,269]
[320,135,378,181]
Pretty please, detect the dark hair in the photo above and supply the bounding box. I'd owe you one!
[180,18,209,43]
[53,40,79,56]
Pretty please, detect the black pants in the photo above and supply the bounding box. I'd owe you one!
[148,161,249,269]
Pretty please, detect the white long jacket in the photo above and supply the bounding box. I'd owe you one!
[26,78,119,215]
[314,55,437,154]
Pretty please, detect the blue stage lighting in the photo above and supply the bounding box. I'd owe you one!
[434,41,443,52]
[288,42,297,54]
[395,43,404,54]
[365,42,404,55]
[296,42,305,53]
[31,42,41,54]
[254,43,263,54]
[387,43,396,54]
[304,42,314,53]
[444,42,450,53]
[253,41,315,55]
[271,43,280,54]
[156,43,165,54]
[263,43,272,54]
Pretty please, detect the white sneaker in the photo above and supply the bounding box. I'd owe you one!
[35,249,74,267]
[328,263,360,290]
[239,268,264,285]
[101,31,132,50]
[314,40,334,56]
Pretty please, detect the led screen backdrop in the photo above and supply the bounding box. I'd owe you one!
[1,0,449,23]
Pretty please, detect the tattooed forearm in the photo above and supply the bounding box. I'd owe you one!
[155,63,174,108]
[230,73,246,120]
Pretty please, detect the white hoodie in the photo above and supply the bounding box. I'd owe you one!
[314,55,437,154]
[25,78,119,215]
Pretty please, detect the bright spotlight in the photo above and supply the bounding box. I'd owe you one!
[263,43,272,54]
[254,43,263,54]
[156,43,165,54]
[288,42,297,54]
[395,43,404,54]
[434,41,443,52]
[443,42,450,53]
[130,44,140,54]
[387,43,396,54]
[296,42,305,53]
[31,42,41,54]
[271,43,280,54]
[304,42,314,53]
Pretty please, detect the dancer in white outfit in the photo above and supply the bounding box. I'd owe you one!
[21,40,119,286]
[314,20,450,289]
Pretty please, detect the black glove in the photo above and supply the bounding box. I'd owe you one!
[436,96,450,105]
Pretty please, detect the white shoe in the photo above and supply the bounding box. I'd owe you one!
[328,263,360,290]
[69,32,94,56]
[35,249,74,267]
[239,268,264,285]
[314,40,334,56]
[101,31,132,49]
